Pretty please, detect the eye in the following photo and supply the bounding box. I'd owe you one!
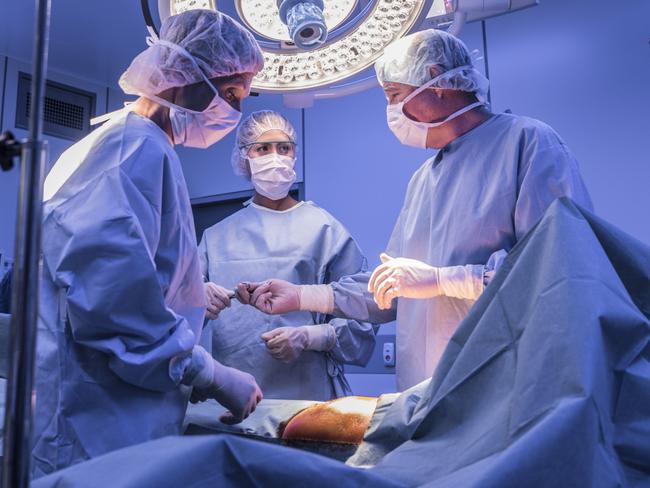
[278,143,293,155]
[255,144,270,154]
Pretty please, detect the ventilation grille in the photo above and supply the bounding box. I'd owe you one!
[16,72,96,141]
[26,92,85,131]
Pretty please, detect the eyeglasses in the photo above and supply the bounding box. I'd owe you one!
[243,141,297,157]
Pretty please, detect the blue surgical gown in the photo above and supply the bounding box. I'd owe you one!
[198,201,375,401]
[331,113,593,390]
[32,200,650,488]
[32,112,206,477]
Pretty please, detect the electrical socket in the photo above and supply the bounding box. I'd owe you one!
[382,342,395,367]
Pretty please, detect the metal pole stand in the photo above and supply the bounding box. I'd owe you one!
[1,0,51,486]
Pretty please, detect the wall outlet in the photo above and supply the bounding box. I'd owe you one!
[382,342,395,367]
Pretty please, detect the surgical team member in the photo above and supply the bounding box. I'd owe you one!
[198,110,375,401]
[32,10,264,477]
[238,29,593,391]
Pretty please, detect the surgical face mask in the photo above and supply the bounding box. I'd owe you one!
[147,39,242,149]
[386,65,484,149]
[249,154,296,200]
[166,87,241,149]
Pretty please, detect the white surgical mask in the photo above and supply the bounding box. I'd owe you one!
[147,39,242,149]
[386,65,484,149]
[249,154,296,200]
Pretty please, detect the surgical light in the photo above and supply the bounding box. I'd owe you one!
[253,0,428,92]
[170,0,217,15]
[237,0,356,45]
[278,0,327,49]
[147,0,538,104]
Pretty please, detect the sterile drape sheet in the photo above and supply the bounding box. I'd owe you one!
[348,198,650,487]
[32,198,650,487]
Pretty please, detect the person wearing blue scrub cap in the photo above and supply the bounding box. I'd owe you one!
[237,29,593,391]
[198,110,375,401]
[32,9,265,477]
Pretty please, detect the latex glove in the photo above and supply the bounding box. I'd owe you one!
[261,325,336,363]
[368,253,442,310]
[190,350,263,424]
[205,283,234,320]
[236,280,301,315]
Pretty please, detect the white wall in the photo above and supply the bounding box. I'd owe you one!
[0,0,146,87]
[0,59,108,265]
[0,0,143,263]
[486,0,650,244]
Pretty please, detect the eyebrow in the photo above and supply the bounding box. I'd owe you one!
[213,74,246,88]
[222,81,245,89]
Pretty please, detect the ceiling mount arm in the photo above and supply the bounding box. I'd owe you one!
[141,0,159,38]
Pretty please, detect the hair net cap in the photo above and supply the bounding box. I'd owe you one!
[375,29,489,101]
[120,9,264,97]
[231,110,297,178]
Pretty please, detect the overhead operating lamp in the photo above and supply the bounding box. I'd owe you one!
[239,0,357,45]
[146,0,538,106]
[276,0,328,50]
[245,0,431,93]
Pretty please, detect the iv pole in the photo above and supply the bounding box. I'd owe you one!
[1,0,51,485]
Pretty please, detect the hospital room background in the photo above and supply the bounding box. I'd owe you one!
[0,0,648,396]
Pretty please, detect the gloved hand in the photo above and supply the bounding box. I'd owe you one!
[205,282,234,320]
[261,325,336,363]
[188,348,263,425]
[368,253,442,310]
[236,280,301,315]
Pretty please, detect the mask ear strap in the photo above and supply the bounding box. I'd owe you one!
[402,77,438,106]
[402,64,474,105]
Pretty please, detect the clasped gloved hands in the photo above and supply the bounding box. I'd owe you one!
[368,253,442,310]
[188,348,263,425]
[260,324,336,363]
[236,280,333,315]
[235,280,300,314]
[204,282,235,320]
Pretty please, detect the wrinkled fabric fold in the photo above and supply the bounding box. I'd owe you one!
[346,199,650,487]
[33,112,205,477]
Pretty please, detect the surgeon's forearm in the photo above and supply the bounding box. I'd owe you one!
[436,254,512,301]
[331,273,397,324]
[303,323,337,352]
[178,345,214,387]
[437,265,485,300]
[327,318,376,366]
[295,274,397,323]
[298,284,334,314]
[437,250,509,301]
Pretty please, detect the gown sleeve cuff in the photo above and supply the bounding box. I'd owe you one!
[299,284,334,314]
[178,346,214,388]
[304,324,337,352]
[438,265,485,300]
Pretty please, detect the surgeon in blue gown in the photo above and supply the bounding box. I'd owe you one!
[198,110,375,401]
[238,29,593,392]
[32,10,265,477]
